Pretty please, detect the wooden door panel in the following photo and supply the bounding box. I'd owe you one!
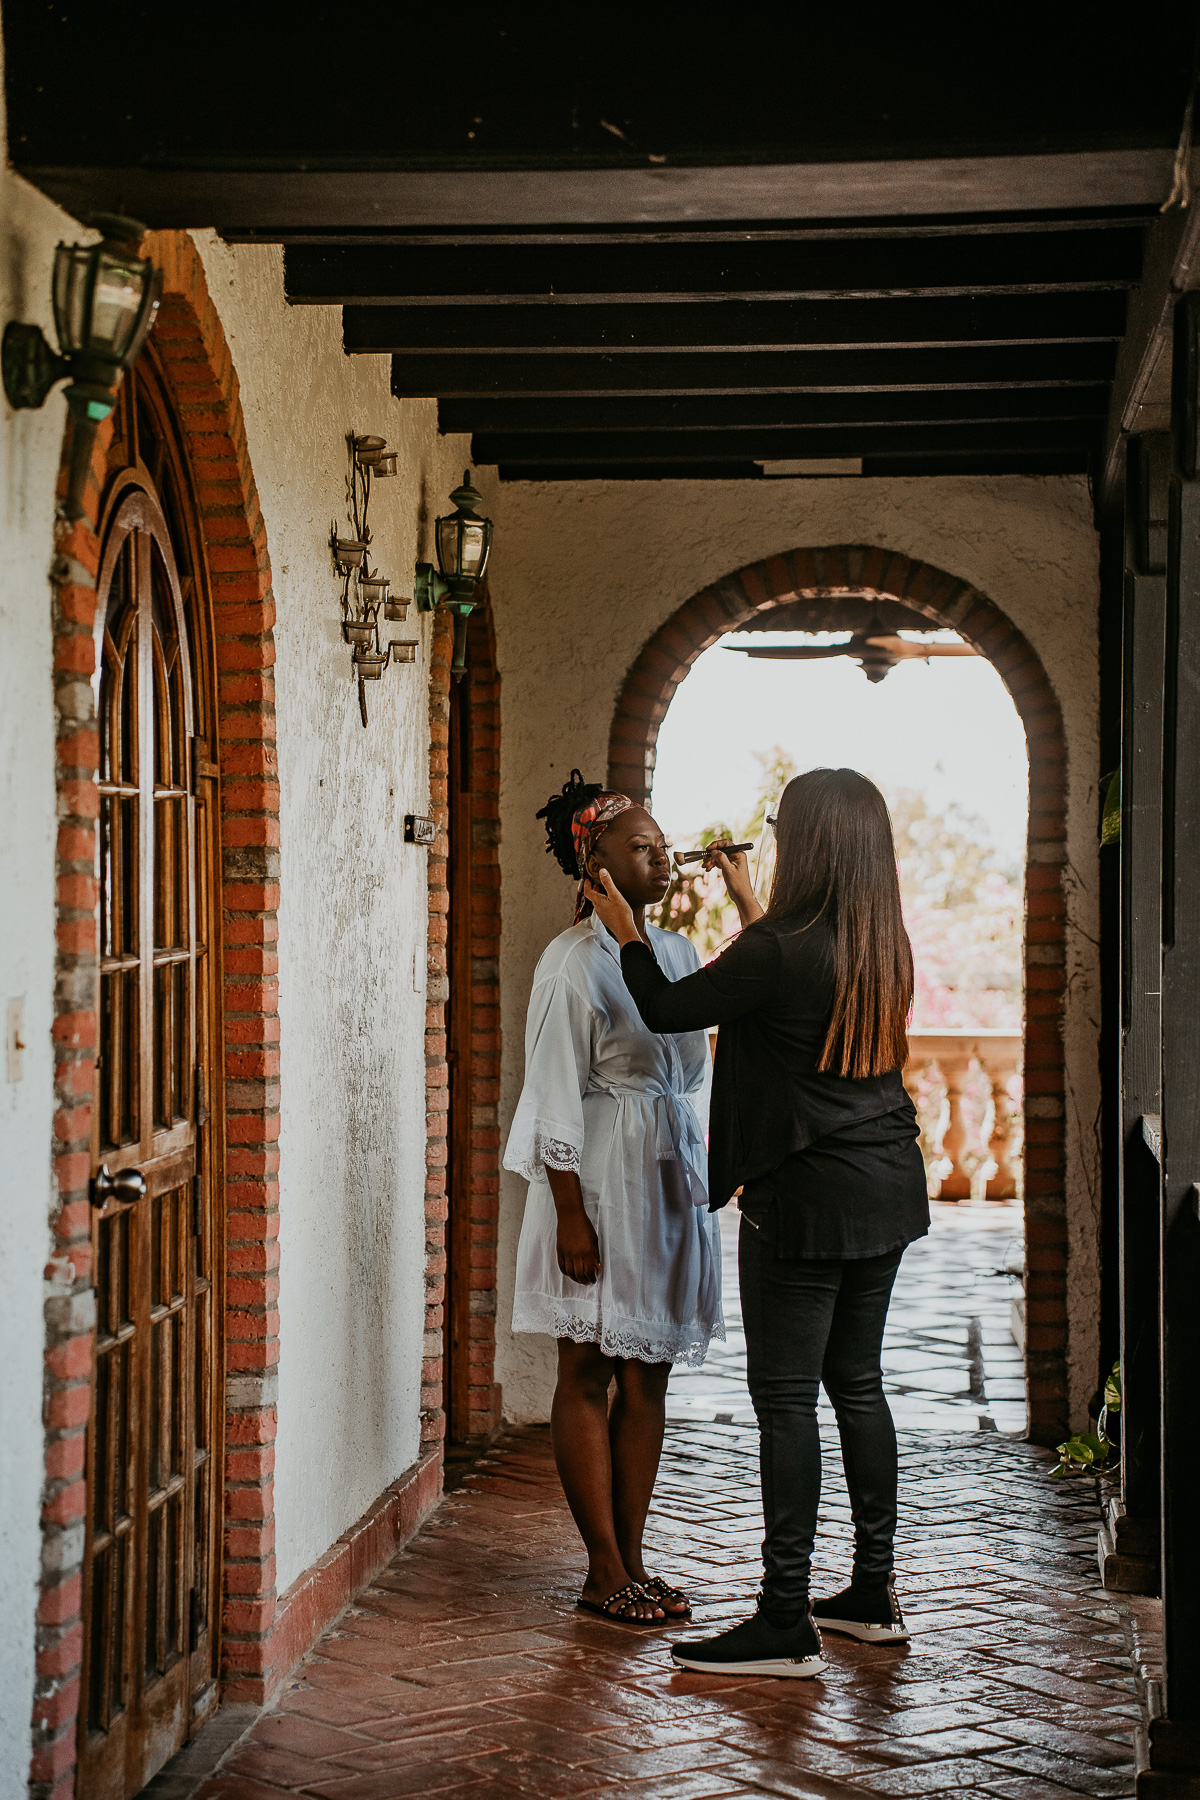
[98,543,142,1158]
[88,1201,134,1741]
[81,372,222,1799]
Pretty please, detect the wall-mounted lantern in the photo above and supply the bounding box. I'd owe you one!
[2,214,162,519]
[415,470,493,681]
[332,433,417,726]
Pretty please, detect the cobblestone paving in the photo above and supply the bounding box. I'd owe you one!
[198,1426,1139,1800]
[668,1202,1026,1434]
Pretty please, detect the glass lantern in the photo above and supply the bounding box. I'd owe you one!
[52,215,161,381]
[435,471,492,589]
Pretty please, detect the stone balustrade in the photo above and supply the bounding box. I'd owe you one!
[904,1029,1023,1202]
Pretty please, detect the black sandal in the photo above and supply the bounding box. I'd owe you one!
[577,1582,665,1626]
[640,1576,692,1618]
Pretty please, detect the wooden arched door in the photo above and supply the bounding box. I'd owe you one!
[80,366,223,1799]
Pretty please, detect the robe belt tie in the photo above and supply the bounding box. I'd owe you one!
[587,1081,710,1207]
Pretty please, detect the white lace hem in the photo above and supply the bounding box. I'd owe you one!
[509,1132,581,1182]
[512,1297,725,1367]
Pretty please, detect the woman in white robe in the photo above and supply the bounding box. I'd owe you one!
[505,772,723,1624]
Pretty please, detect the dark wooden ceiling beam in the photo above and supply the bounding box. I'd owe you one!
[1099,153,1200,508]
[348,293,1127,354]
[439,387,1107,435]
[16,153,1178,234]
[496,448,1090,480]
[392,343,1118,397]
[470,420,1097,464]
[239,212,1155,249]
[6,5,1190,196]
[285,229,1144,305]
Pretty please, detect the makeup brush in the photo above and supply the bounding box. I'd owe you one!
[672,842,754,868]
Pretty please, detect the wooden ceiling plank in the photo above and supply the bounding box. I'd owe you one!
[495,449,1090,479]
[16,151,1175,232]
[391,344,1118,397]
[438,387,1108,434]
[469,419,1097,463]
[234,212,1155,249]
[283,229,1144,304]
[1099,152,1200,509]
[348,292,1128,354]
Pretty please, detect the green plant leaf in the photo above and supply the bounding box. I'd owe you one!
[1104,1360,1122,1414]
[1101,769,1121,847]
[1052,1431,1110,1473]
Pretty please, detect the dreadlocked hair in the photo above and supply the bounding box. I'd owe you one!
[536,768,602,878]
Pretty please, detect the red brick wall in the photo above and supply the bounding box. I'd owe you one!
[464,607,504,1439]
[424,610,453,1453]
[422,606,503,1453]
[36,437,114,1800]
[34,236,502,1795]
[144,232,283,1705]
[608,545,1071,1445]
[32,231,281,1797]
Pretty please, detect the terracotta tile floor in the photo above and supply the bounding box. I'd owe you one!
[187,1203,1141,1798]
[197,1421,1139,1800]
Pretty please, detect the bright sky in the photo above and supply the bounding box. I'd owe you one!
[649,632,1029,867]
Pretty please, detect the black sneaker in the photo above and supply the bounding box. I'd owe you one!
[811,1573,909,1644]
[670,1598,826,1677]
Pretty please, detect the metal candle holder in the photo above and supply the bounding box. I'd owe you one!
[331,433,417,726]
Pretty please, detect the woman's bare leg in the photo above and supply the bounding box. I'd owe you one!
[609,1358,686,1610]
[551,1339,663,1618]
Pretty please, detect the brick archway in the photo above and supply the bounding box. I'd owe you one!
[608,545,1068,1446]
[34,232,281,1798]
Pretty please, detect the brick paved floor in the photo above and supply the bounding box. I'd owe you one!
[197,1424,1140,1800]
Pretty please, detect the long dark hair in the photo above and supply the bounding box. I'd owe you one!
[765,768,912,1079]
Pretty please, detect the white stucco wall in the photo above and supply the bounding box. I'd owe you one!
[488,475,1101,1430]
[191,235,484,1590]
[0,142,75,1799]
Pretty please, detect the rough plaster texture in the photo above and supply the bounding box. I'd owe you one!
[488,476,1101,1430]
[192,234,488,1591]
[0,139,79,1787]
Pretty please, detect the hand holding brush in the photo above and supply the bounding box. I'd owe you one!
[672,842,754,868]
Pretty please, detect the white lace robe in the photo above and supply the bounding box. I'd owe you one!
[505,914,724,1366]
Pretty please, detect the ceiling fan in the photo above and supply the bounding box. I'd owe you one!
[725,616,977,685]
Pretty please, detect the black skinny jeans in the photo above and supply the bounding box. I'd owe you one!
[739,1216,903,1615]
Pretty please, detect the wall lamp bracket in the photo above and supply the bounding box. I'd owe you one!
[3,321,69,408]
[2,214,161,520]
[413,471,492,682]
[415,564,479,680]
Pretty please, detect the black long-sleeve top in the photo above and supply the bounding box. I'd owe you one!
[621,915,929,1259]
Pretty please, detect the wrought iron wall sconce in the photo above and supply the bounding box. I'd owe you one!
[415,470,493,681]
[2,213,162,520]
[333,433,417,726]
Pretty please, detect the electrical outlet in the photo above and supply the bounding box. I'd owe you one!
[6,998,26,1083]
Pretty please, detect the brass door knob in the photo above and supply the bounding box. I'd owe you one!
[90,1163,148,1208]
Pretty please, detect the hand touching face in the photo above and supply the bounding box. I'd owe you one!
[586,807,672,908]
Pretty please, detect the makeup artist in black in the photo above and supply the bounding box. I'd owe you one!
[586,768,928,1679]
